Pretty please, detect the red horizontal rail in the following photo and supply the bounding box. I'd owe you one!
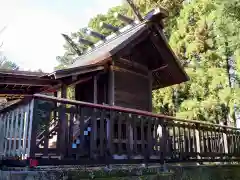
[33,94,238,130]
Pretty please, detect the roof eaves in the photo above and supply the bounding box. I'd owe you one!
[54,64,105,79]
[69,22,148,68]
[157,29,189,81]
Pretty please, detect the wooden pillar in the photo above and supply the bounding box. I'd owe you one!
[93,75,98,104]
[26,99,35,158]
[93,75,98,148]
[160,119,167,165]
[129,122,134,151]
[107,64,114,158]
[148,71,152,112]
[29,99,38,159]
[61,84,67,99]
[8,109,15,156]
[0,114,4,156]
[4,113,10,157]
[59,84,67,158]
[108,65,115,106]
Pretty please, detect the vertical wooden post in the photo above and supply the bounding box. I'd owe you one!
[9,110,15,156]
[148,72,153,160]
[26,99,35,158]
[61,84,67,99]
[107,64,114,161]
[18,107,24,157]
[22,103,30,158]
[29,99,38,159]
[13,108,20,157]
[129,122,134,151]
[108,64,115,106]
[148,71,152,112]
[53,91,57,135]
[60,84,67,158]
[0,113,5,157]
[4,113,10,157]
[93,75,98,104]
[160,118,167,165]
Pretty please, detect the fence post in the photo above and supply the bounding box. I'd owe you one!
[195,123,201,160]
[29,98,37,159]
[223,127,228,154]
[160,118,167,165]
[13,108,20,157]
[26,99,35,158]
[0,113,5,158]
[58,105,68,159]
[4,113,10,157]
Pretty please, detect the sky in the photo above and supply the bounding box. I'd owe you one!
[0,0,122,72]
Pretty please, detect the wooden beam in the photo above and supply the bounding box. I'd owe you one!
[150,24,188,81]
[112,66,148,79]
[152,64,168,72]
[33,93,239,130]
[69,77,92,87]
[55,66,104,79]
[125,0,143,22]
[119,57,149,73]
[41,76,92,93]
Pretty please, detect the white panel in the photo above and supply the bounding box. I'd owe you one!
[0,113,5,157]
[4,113,10,156]
[8,110,15,156]
[13,108,20,156]
[18,107,25,157]
[26,99,34,157]
[22,104,30,159]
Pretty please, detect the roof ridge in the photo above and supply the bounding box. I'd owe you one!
[71,22,146,65]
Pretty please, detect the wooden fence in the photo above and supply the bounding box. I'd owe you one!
[0,94,240,166]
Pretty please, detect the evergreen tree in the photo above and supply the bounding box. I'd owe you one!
[153,0,240,124]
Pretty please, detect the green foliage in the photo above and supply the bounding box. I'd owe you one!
[126,0,185,38]
[0,52,19,70]
[153,0,240,124]
[88,6,128,35]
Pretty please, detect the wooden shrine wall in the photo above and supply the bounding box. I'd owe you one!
[113,59,151,111]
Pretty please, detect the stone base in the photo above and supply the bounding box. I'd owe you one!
[0,164,240,180]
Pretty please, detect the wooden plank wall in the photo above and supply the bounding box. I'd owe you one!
[113,59,151,111]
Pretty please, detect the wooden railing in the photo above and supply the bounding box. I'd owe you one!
[1,94,240,166]
[0,99,34,160]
